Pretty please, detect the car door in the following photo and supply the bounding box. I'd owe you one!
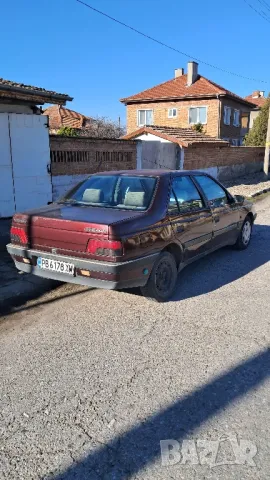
[168,175,213,262]
[193,174,240,248]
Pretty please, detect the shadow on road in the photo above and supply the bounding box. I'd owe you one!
[171,224,270,302]
[0,286,90,319]
[52,348,270,479]
[123,224,270,302]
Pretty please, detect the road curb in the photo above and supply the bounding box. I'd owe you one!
[250,186,270,198]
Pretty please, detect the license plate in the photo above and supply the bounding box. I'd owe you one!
[37,257,75,275]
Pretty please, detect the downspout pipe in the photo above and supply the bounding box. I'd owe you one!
[177,145,185,170]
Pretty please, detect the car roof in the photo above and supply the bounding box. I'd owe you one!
[94,169,207,177]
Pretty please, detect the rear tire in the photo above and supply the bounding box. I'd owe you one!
[140,251,178,302]
[234,216,252,250]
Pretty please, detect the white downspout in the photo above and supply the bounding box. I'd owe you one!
[179,146,185,170]
[136,140,142,169]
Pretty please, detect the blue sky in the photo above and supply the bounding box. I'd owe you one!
[1,0,269,125]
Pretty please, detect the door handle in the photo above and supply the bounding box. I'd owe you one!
[214,216,220,223]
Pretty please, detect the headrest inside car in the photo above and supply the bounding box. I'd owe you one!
[124,191,146,207]
[82,189,104,203]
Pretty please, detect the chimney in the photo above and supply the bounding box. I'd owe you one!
[175,68,184,78]
[187,61,198,86]
[259,91,265,97]
[252,91,259,98]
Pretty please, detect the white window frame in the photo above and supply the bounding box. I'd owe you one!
[224,106,231,125]
[137,109,153,127]
[168,108,178,119]
[233,109,240,127]
[188,106,208,125]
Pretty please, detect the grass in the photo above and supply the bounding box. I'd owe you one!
[247,189,270,203]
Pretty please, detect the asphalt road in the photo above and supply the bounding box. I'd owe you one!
[1,196,270,480]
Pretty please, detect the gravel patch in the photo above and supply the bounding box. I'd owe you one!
[224,172,270,197]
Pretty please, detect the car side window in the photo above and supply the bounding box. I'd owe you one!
[194,175,229,208]
[168,176,204,214]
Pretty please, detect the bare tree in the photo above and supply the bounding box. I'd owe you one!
[80,116,126,138]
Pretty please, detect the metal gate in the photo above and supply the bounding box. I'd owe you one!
[0,113,52,217]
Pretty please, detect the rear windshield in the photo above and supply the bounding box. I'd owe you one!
[60,175,157,211]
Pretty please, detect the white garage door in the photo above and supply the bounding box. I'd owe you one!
[0,114,16,217]
[0,113,52,217]
[9,113,52,212]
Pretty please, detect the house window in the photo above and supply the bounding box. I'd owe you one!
[224,106,231,125]
[188,107,207,125]
[233,110,240,127]
[168,108,177,118]
[241,113,249,129]
[137,109,153,127]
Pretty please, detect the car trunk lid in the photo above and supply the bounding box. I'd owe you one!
[12,204,144,256]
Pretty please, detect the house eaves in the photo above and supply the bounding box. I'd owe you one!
[121,93,256,108]
[0,82,73,105]
[122,126,229,147]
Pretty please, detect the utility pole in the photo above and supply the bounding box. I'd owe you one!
[264,106,270,177]
[118,116,121,138]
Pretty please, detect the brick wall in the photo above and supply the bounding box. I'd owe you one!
[126,97,255,143]
[184,145,265,170]
[126,98,219,137]
[50,135,137,175]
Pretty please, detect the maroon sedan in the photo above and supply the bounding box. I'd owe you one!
[7,170,256,301]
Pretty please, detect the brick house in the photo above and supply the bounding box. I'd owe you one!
[244,90,268,129]
[43,105,93,133]
[120,61,256,145]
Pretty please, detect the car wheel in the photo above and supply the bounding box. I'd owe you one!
[234,216,253,250]
[140,251,178,302]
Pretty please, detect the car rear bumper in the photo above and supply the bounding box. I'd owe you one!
[6,244,158,290]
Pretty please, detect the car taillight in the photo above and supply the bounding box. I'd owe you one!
[86,239,123,257]
[10,227,28,245]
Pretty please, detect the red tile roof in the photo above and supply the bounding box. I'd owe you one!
[122,125,229,147]
[120,74,254,107]
[43,105,92,130]
[244,93,267,108]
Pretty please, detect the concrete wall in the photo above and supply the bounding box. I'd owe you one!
[250,110,260,129]
[0,104,33,114]
[52,174,89,201]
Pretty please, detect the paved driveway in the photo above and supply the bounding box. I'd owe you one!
[1,197,270,480]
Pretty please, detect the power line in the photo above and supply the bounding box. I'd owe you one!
[243,0,270,23]
[75,0,269,84]
[258,0,270,13]
[257,0,270,14]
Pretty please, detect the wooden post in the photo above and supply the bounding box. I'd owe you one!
[264,106,270,177]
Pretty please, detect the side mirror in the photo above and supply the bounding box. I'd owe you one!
[234,195,245,204]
